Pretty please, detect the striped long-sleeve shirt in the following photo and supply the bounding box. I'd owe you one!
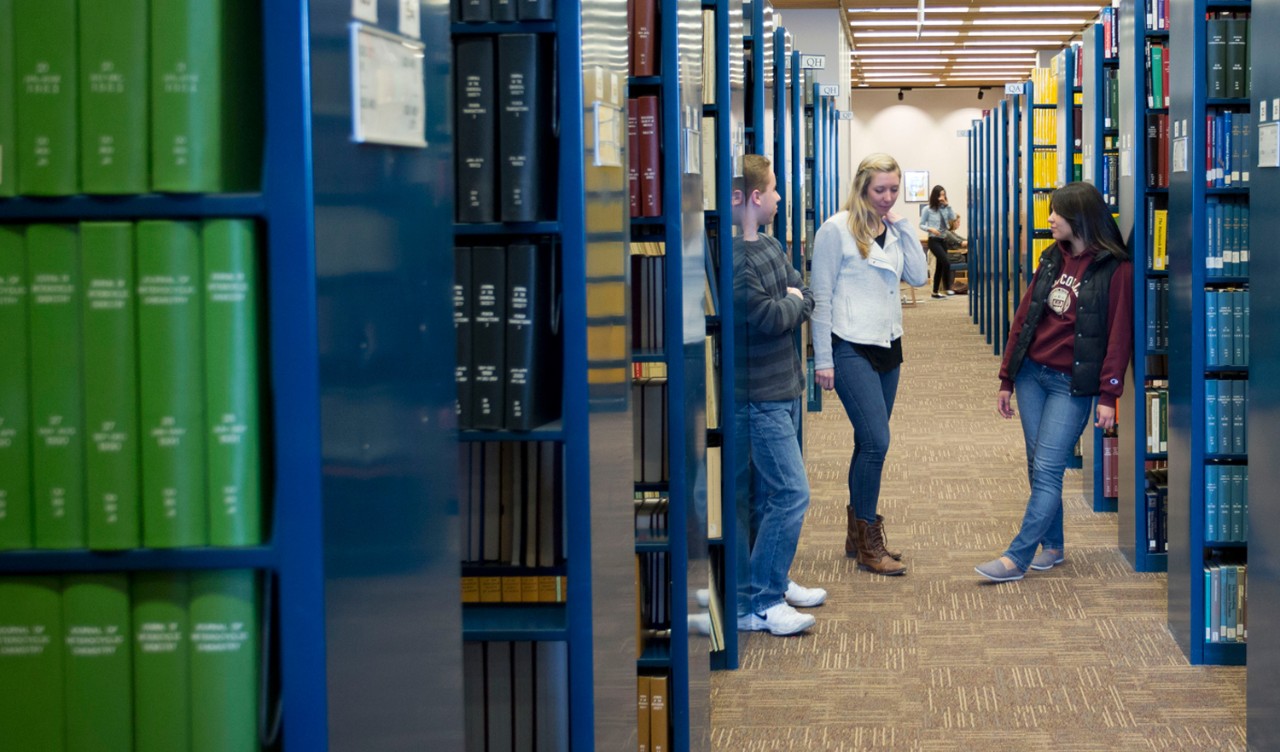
[734,234,814,402]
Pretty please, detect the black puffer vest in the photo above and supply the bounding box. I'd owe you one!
[1005,244,1123,397]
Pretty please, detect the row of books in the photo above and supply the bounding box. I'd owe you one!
[458,441,563,566]
[1098,68,1119,131]
[3,0,261,197]
[1032,150,1058,190]
[1096,152,1120,209]
[459,575,567,603]
[453,243,562,432]
[1146,199,1168,269]
[1101,433,1119,499]
[1145,381,1169,454]
[1205,13,1250,100]
[453,35,557,224]
[1143,277,1169,351]
[1204,200,1250,277]
[1205,289,1250,366]
[1145,464,1168,554]
[461,641,569,752]
[1145,0,1171,31]
[632,249,667,351]
[632,370,670,484]
[628,96,663,218]
[637,674,672,752]
[1033,192,1051,229]
[0,220,261,552]
[1098,5,1121,61]
[1032,108,1058,146]
[1206,465,1249,543]
[1145,42,1170,110]
[0,570,259,751]
[1031,66,1058,105]
[1204,110,1252,189]
[451,0,553,22]
[1145,112,1170,189]
[638,551,672,634]
[1205,378,1247,456]
[635,491,669,541]
[1205,561,1247,643]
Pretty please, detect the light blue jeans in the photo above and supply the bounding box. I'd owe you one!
[1004,359,1094,571]
[831,339,900,523]
[747,397,810,613]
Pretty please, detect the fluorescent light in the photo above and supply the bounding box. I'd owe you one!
[947,76,1027,81]
[864,71,945,76]
[847,19,964,25]
[950,65,1034,71]
[966,30,1075,36]
[848,5,968,12]
[972,18,1090,25]
[977,5,1102,11]
[861,65,948,70]
[853,30,962,37]
[853,46,1037,54]
[962,40,1062,47]
[863,77,941,83]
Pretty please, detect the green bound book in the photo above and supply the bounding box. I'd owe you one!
[137,221,206,547]
[82,222,141,550]
[150,0,262,192]
[203,220,261,546]
[0,0,17,196]
[190,570,260,752]
[28,224,86,549]
[63,573,133,751]
[14,0,78,195]
[133,571,190,752]
[0,577,65,751]
[0,226,32,549]
[78,0,148,194]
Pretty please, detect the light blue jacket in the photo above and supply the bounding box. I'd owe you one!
[810,211,929,369]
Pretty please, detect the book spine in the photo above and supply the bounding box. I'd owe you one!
[628,100,641,217]
[29,224,86,548]
[81,222,142,550]
[0,0,16,196]
[631,0,657,76]
[189,570,260,752]
[62,573,133,751]
[77,0,148,194]
[636,95,662,217]
[132,571,191,752]
[455,37,497,223]
[203,219,261,546]
[471,245,507,430]
[151,0,261,192]
[516,0,553,21]
[455,246,475,429]
[1206,17,1227,98]
[505,242,560,430]
[14,0,78,195]
[137,221,207,547]
[497,34,553,222]
[0,226,32,549]
[0,577,65,751]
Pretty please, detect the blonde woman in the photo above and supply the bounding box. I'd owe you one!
[811,153,928,576]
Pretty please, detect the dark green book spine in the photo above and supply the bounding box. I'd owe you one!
[203,219,261,546]
[62,573,133,751]
[0,577,65,751]
[0,0,16,196]
[150,0,262,192]
[14,0,78,195]
[77,0,149,194]
[189,569,260,752]
[0,226,32,549]
[132,571,190,752]
[81,222,141,550]
[28,224,86,548]
[137,221,206,547]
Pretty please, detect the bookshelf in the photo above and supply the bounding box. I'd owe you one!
[1166,0,1249,666]
[1247,0,1280,736]
[803,82,839,414]
[0,2,465,748]
[1117,0,1171,572]
[1082,17,1123,513]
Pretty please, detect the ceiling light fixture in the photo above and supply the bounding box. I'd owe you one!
[977,88,985,100]
[898,88,905,100]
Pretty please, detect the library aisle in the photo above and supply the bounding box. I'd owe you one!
[711,299,1244,750]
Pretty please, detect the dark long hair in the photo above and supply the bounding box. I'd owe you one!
[1049,182,1128,259]
[928,185,946,211]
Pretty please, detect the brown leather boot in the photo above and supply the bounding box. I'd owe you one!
[855,519,907,576]
[844,507,860,558]
[876,514,903,561]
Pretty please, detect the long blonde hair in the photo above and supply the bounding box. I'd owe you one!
[843,153,901,258]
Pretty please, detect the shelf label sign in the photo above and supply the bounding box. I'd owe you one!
[352,0,377,22]
[1171,136,1189,174]
[1259,122,1280,168]
[801,55,825,70]
[350,23,427,148]
[1004,83,1024,95]
[956,129,971,137]
[819,84,839,97]
[837,111,854,121]
[399,0,421,38]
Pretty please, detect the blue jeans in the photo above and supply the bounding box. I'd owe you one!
[831,339,899,523]
[1004,360,1093,570]
[747,397,810,613]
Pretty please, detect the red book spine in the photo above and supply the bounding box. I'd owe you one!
[636,95,662,217]
[631,0,656,76]
[628,98,641,217]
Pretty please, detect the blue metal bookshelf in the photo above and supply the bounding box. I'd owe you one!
[1166,0,1249,666]
[1117,0,1171,575]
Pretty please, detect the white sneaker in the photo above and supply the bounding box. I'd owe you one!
[695,588,710,608]
[784,580,827,608]
[738,602,815,636]
[688,613,712,636]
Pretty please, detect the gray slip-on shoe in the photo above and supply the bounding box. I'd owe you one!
[1029,549,1065,571]
[975,558,1025,582]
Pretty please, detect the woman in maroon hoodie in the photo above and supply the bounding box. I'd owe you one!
[976,182,1133,582]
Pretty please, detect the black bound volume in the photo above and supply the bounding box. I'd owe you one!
[456,0,490,23]
[498,34,556,222]
[517,0,553,21]
[492,0,517,22]
[505,242,561,430]
[472,246,507,430]
[454,247,475,429]
[456,37,497,223]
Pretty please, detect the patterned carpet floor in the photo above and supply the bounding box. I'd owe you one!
[710,296,1246,751]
